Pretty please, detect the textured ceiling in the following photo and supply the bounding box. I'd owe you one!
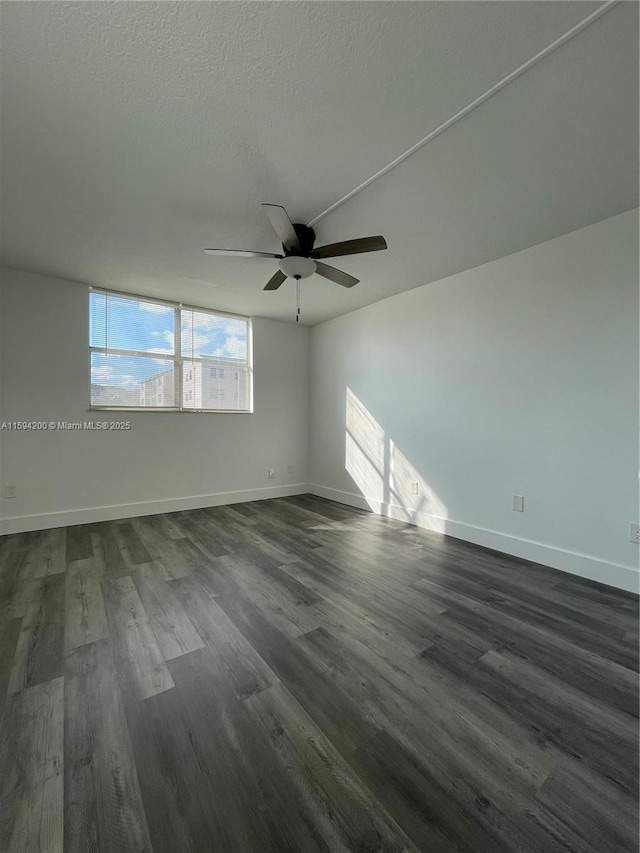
[0,2,637,325]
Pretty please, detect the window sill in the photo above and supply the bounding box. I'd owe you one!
[88,407,254,414]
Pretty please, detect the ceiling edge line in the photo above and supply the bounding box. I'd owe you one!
[307,0,619,228]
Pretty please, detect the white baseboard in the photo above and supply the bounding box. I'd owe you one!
[308,483,640,594]
[309,484,374,513]
[0,483,309,535]
[3,481,638,594]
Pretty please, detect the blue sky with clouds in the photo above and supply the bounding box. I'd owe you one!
[90,293,248,388]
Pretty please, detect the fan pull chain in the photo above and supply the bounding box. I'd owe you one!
[296,278,301,323]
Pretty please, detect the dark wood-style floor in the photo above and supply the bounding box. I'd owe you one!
[0,495,637,852]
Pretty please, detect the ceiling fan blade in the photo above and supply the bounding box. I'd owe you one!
[262,204,300,252]
[311,235,387,260]
[264,270,287,291]
[204,248,283,258]
[315,262,359,288]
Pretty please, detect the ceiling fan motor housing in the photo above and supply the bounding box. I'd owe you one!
[287,223,316,257]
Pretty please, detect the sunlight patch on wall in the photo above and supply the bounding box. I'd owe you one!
[345,387,385,505]
[389,440,447,532]
[345,387,447,530]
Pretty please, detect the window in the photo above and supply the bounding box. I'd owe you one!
[89,289,252,412]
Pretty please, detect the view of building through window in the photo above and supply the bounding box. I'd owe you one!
[89,290,252,411]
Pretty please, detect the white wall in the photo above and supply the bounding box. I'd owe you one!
[0,268,309,532]
[309,210,639,592]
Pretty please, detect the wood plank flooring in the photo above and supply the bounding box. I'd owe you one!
[0,494,638,852]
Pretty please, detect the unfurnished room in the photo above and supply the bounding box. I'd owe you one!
[0,2,638,851]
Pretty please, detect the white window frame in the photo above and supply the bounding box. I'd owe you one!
[88,286,254,414]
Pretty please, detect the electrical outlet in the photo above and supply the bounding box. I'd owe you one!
[629,523,640,545]
[411,481,419,495]
[268,468,275,479]
[512,494,524,512]
[4,484,17,499]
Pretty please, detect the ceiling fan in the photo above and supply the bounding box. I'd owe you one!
[204,204,387,290]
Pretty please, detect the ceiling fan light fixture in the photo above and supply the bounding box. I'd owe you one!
[279,255,317,279]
